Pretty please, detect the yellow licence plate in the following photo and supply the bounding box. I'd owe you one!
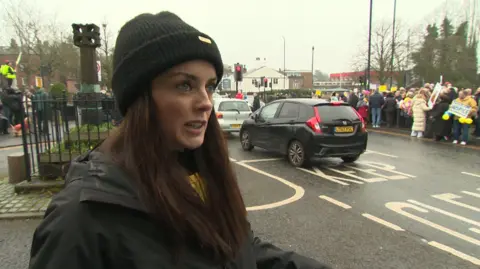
[231,124,241,128]
[335,126,354,133]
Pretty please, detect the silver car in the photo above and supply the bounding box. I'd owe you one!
[214,99,252,132]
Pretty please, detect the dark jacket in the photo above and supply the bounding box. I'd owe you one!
[252,96,261,112]
[368,93,384,109]
[383,96,397,112]
[347,94,359,109]
[29,151,329,269]
[430,99,451,137]
[1,89,22,112]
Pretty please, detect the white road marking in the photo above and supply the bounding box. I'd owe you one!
[365,150,398,158]
[428,241,480,266]
[229,157,237,162]
[362,213,404,231]
[407,200,480,227]
[461,172,480,178]
[297,167,359,186]
[343,165,406,181]
[234,161,305,211]
[239,158,283,163]
[462,190,480,199]
[432,193,480,212]
[297,167,349,185]
[318,195,352,209]
[470,228,480,235]
[356,161,416,178]
[386,202,480,246]
[326,167,387,183]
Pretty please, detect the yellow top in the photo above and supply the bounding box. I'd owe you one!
[188,172,206,201]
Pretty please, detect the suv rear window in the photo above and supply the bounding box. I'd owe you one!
[315,105,359,122]
[218,101,251,112]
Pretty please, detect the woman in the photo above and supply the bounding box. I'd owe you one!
[29,12,328,269]
[451,90,478,145]
[429,94,451,141]
[411,88,431,138]
[474,88,480,139]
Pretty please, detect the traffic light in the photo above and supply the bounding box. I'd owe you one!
[234,63,243,82]
[263,77,268,87]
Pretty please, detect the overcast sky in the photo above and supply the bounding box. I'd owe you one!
[0,0,477,74]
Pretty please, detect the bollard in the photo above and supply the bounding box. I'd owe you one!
[8,152,27,184]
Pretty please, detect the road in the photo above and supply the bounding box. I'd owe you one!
[1,131,479,269]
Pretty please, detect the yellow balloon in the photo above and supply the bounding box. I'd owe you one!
[465,118,473,124]
[459,118,466,124]
[442,114,449,120]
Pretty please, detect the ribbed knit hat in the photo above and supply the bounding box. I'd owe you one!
[112,11,224,116]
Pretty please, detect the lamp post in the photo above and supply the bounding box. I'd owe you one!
[389,0,397,89]
[366,0,373,91]
[282,36,286,90]
[311,46,315,87]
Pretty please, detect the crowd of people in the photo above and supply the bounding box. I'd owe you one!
[340,83,479,145]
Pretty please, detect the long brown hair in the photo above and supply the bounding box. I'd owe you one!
[101,93,249,262]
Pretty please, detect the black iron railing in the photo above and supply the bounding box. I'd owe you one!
[20,92,120,181]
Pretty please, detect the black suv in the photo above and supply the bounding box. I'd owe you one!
[240,98,368,167]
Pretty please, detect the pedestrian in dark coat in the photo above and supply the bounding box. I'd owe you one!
[430,94,452,141]
[383,92,397,127]
[29,11,329,269]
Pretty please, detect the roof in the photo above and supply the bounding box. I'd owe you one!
[272,98,329,106]
[0,46,20,55]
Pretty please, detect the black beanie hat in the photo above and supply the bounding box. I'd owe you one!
[112,11,224,116]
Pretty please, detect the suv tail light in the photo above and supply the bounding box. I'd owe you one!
[306,107,322,133]
[352,108,367,132]
[216,112,223,119]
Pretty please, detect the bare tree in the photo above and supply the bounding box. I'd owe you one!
[2,0,78,87]
[98,20,115,90]
[351,20,411,85]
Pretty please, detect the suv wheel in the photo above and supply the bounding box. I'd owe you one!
[240,130,254,151]
[341,155,360,163]
[288,140,306,167]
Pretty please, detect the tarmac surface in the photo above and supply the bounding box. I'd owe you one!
[0,131,479,269]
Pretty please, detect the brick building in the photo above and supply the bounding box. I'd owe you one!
[285,70,313,89]
[0,46,77,92]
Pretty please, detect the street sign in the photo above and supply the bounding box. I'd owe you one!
[96,61,102,82]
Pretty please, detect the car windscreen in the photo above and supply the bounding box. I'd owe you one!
[218,101,251,112]
[315,105,359,122]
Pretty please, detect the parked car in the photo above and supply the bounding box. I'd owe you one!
[239,98,368,167]
[214,99,252,133]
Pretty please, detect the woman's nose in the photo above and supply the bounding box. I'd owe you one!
[195,89,213,112]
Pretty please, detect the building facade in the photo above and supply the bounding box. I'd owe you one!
[231,66,289,93]
[285,70,313,89]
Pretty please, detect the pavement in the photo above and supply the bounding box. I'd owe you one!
[0,130,479,269]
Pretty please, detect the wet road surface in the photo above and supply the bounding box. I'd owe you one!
[0,131,478,269]
[227,131,480,268]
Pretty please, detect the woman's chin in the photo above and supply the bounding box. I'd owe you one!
[180,137,204,150]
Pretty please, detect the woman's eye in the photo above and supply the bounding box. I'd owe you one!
[176,82,192,91]
[206,85,216,92]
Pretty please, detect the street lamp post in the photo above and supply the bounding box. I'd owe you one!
[311,46,315,87]
[389,0,397,89]
[366,0,373,91]
[282,36,286,90]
